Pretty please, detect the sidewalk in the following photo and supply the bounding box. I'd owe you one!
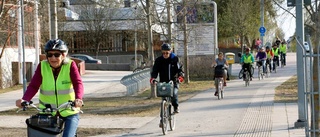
[0,53,307,136]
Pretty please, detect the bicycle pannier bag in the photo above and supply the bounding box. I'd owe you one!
[156,82,174,97]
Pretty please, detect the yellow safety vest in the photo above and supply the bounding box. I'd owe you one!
[40,60,79,117]
[243,54,253,64]
[280,44,287,53]
[272,48,279,56]
[267,51,272,59]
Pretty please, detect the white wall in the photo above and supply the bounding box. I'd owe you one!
[0,47,36,88]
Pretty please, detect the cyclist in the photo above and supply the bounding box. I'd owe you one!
[15,39,84,137]
[265,46,274,73]
[272,42,280,71]
[211,52,229,96]
[240,47,255,81]
[150,43,184,113]
[279,41,287,66]
[255,47,267,74]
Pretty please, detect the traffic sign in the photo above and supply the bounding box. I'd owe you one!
[260,33,265,36]
[259,27,266,33]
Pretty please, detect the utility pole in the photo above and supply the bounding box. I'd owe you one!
[34,0,40,70]
[147,0,156,98]
[18,0,27,93]
[166,0,172,45]
[294,0,306,128]
[260,0,264,46]
[183,0,189,83]
[49,0,58,39]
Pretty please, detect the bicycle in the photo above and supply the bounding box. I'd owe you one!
[213,65,225,100]
[17,100,82,137]
[133,61,149,73]
[238,65,254,79]
[265,59,271,78]
[256,60,264,80]
[273,56,279,73]
[280,52,285,68]
[156,80,176,135]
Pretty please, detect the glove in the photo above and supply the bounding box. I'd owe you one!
[150,78,155,84]
[178,76,184,83]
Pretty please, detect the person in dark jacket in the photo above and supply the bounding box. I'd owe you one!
[150,43,184,114]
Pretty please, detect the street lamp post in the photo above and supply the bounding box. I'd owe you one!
[132,0,138,69]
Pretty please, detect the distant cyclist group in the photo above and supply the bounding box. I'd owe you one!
[238,37,288,82]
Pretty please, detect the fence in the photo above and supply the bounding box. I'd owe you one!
[299,36,320,137]
[120,68,150,95]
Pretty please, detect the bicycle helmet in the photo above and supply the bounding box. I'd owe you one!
[44,39,68,54]
[245,47,251,52]
[161,43,172,51]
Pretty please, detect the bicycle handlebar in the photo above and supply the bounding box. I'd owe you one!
[17,100,83,113]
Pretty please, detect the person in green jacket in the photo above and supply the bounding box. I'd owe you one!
[279,41,287,66]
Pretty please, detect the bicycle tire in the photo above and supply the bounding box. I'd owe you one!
[161,100,169,135]
[168,104,176,131]
[238,69,243,79]
[251,66,254,75]
[245,71,250,87]
[218,79,222,100]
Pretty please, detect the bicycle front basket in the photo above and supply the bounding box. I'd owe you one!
[156,82,174,97]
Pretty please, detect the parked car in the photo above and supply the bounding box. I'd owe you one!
[70,54,102,64]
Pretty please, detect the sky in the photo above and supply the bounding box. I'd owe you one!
[276,2,296,40]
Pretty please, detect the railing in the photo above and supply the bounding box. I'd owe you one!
[120,68,151,95]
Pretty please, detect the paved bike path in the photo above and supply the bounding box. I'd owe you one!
[0,53,306,137]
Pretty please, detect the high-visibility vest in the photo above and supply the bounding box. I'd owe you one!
[267,51,272,59]
[40,59,79,117]
[272,48,279,56]
[243,54,253,64]
[280,44,287,53]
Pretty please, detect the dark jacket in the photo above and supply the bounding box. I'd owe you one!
[151,53,184,85]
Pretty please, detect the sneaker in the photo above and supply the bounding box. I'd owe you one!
[174,107,180,113]
[223,82,226,86]
[214,91,218,96]
[250,77,252,81]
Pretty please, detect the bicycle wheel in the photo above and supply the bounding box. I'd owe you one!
[266,66,270,78]
[245,71,250,87]
[168,104,176,131]
[161,100,169,135]
[238,69,243,79]
[251,66,254,75]
[218,78,223,100]
[221,80,224,99]
[258,67,261,80]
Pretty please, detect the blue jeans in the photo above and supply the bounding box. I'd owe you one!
[62,113,79,137]
[171,87,179,108]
